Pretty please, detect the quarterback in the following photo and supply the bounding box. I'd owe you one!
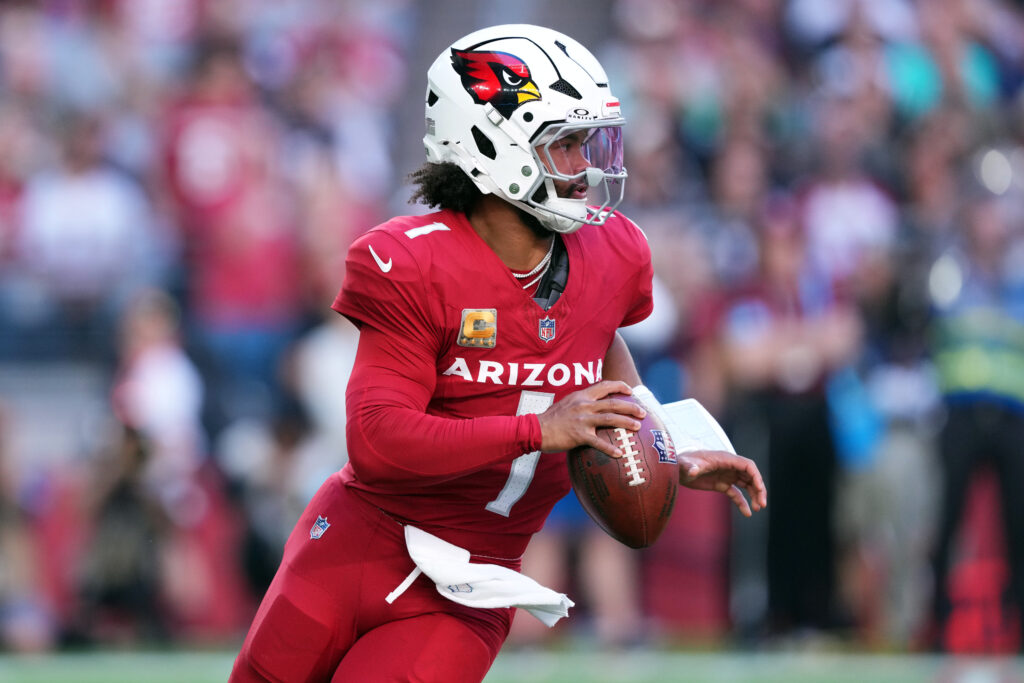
[230,24,765,682]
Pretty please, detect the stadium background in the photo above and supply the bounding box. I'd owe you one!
[0,0,1023,680]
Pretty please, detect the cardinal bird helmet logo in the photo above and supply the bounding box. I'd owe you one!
[450,49,540,118]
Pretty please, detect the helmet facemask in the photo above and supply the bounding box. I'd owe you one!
[525,121,627,233]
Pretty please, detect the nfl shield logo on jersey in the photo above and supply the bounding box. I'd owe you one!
[309,515,330,540]
[538,317,556,342]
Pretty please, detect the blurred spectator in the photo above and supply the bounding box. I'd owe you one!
[111,288,206,520]
[0,102,50,360]
[13,112,165,362]
[785,0,918,54]
[824,113,955,648]
[216,407,334,599]
[285,313,360,467]
[927,192,1024,652]
[798,94,898,300]
[808,0,900,135]
[162,38,306,429]
[911,0,1002,113]
[219,309,363,596]
[111,0,203,85]
[75,424,171,644]
[607,0,783,164]
[709,4,786,143]
[690,135,768,288]
[73,417,248,645]
[287,135,378,313]
[900,109,970,247]
[0,405,56,652]
[0,104,45,266]
[712,195,862,639]
[0,2,52,104]
[215,308,360,600]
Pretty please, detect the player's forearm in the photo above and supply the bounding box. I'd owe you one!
[602,332,641,387]
[344,325,543,485]
[347,401,541,485]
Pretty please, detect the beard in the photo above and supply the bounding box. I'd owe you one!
[515,207,554,238]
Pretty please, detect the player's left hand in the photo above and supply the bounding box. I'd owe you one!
[678,450,767,518]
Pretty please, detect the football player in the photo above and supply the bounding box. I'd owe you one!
[230,24,766,683]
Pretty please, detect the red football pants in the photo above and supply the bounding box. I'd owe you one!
[229,473,513,682]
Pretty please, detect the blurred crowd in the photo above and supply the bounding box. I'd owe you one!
[0,0,1023,657]
[603,0,1024,655]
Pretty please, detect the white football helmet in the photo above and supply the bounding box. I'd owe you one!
[424,24,627,233]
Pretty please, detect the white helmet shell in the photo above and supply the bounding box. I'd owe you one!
[424,24,627,233]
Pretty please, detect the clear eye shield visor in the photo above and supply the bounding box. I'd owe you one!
[530,120,627,229]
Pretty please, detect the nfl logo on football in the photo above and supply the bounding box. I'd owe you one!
[309,515,330,540]
[651,430,677,464]
[538,316,556,342]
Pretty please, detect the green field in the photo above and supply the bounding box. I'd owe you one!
[0,650,1021,683]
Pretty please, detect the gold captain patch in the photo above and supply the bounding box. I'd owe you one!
[458,309,497,348]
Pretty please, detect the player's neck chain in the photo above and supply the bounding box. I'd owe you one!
[512,237,555,289]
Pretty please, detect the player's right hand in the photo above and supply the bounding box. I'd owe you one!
[536,381,646,458]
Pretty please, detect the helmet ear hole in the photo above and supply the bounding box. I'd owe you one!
[427,90,439,106]
[531,183,548,204]
[471,126,497,160]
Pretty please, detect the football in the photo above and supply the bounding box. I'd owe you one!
[567,394,679,549]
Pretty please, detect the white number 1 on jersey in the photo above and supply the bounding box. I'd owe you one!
[485,390,555,517]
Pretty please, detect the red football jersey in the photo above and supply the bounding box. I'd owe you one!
[332,208,653,558]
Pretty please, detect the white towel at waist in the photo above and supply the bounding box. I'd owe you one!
[384,525,574,627]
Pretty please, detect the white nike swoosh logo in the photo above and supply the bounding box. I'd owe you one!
[368,244,392,273]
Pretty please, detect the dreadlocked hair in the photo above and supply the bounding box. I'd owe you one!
[408,162,482,214]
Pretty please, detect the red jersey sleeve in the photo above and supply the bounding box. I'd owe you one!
[331,228,542,486]
[620,216,654,327]
[343,324,541,486]
[332,230,441,358]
